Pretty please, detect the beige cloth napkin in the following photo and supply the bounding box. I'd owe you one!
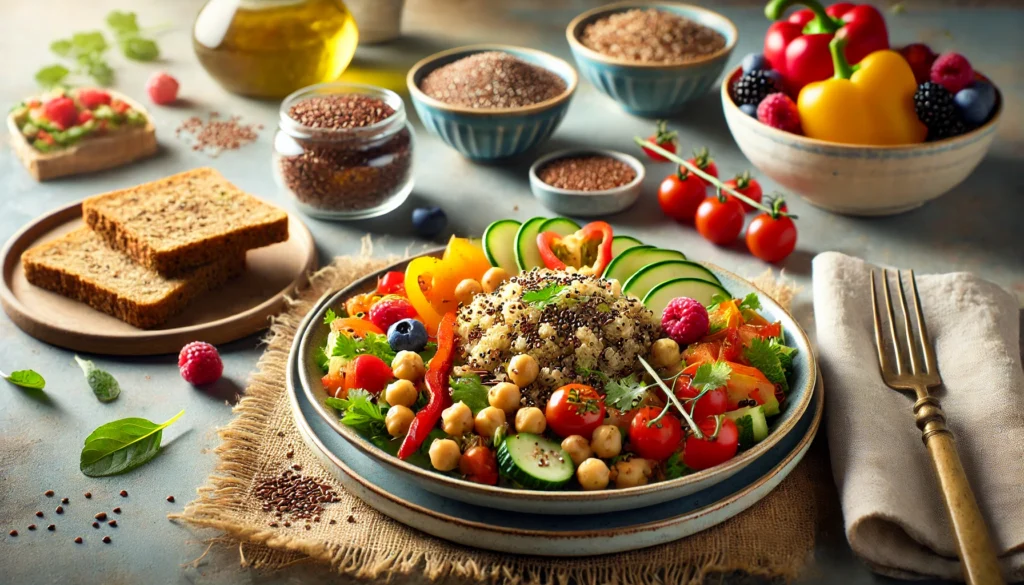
[812,252,1024,581]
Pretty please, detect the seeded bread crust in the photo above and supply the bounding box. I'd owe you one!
[22,228,245,329]
[82,167,288,276]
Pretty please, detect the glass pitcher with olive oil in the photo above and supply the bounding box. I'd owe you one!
[193,0,359,98]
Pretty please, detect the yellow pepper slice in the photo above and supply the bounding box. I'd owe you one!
[404,256,444,335]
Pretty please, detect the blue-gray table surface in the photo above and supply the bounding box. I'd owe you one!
[1,0,1021,583]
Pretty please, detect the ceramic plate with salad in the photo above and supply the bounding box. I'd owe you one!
[298,217,815,514]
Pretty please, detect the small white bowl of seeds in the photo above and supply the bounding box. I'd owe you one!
[529,149,645,217]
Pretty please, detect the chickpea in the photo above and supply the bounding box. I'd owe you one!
[428,439,461,471]
[454,279,483,305]
[391,350,425,381]
[441,401,474,437]
[650,338,681,369]
[474,406,506,438]
[385,405,415,438]
[385,379,418,408]
[612,458,653,489]
[577,458,611,490]
[481,267,510,293]
[590,424,622,459]
[507,354,539,388]
[561,435,593,467]
[514,407,546,434]
[487,382,521,413]
[607,278,622,297]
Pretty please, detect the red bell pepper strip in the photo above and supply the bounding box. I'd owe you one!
[763,0,888,94]
[535,221,614,276]
[396,312,456,459]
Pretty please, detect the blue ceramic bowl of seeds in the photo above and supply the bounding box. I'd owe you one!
[529,149,645,217]
[566,1,737,118]
[406,44,578,161]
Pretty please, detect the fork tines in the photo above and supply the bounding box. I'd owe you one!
[870,269,940,386]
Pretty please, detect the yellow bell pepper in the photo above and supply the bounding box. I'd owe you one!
[797,37,927,145]
[404,256,444,335]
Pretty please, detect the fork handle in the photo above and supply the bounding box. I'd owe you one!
[916,397,1005,585]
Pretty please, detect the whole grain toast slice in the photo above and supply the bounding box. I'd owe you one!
[82,167,288,276]
[22,228,245,329]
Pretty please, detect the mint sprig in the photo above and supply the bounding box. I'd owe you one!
[75,355,121,403]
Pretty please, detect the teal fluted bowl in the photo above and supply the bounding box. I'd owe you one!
[566,1,737,118]
[406,45,578,161]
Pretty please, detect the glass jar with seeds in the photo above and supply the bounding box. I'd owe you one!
[273,83,414,219]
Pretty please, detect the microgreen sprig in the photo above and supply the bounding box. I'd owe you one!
[634,137,798,221]
[637,356,704,439]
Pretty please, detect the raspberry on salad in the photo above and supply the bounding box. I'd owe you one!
[661,297,710,346]
[757,93,802,134]
[43,97,78,130]
[178,341,223,385]
[930,53,974,94]
[368,297,418,333]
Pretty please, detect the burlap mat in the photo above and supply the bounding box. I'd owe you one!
[174,250,832,585]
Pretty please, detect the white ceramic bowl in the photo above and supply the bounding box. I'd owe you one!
[296,251,817,515]
[721,66,1002,216]
[528,149,645,217]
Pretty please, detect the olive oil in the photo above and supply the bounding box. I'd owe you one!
[193,0,359,99]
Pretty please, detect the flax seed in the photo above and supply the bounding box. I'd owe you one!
[538,156,636,191]
[419,52,566,109]
[580,8,726,64]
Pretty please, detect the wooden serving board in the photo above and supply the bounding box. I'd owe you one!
[0,201,317,355]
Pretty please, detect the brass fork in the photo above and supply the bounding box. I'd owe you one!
[870,269,1004,585]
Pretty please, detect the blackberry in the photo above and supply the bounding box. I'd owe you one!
[914,82,967,141]
[731,70,781,106]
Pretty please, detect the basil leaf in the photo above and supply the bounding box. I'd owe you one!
[3,369,46,390]
[80,410,184,477]
[75,356,121,403]
[120,36,159,61]
[35,64,70,88]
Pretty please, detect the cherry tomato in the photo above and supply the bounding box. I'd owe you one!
[674,378,728,421]
[684,148,719,189]
[657,170,707,222]
[641,120,678,162]
[721,172,763,213]
[628,406,683,461]
[460,445,499,485]
[344,354,393,395]
[695,197,745,245]
[683,416,739,471]
[545,384,605,439]
[746,213,798,263]
[376,271,407,296]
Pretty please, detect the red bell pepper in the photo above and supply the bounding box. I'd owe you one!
[396,312,456,459]
[536,221,614,276]
[763,0,888,94]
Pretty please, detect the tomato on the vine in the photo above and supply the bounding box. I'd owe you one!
[746,199,797,263]
[658,169,706,222]
[629,406,683,461]
[545,384,606,438]
[641,120,678,162]
[684,147,719,189]
[683,416,739,470]
[460,445,499,485]
[674,377,728,421]
[376,271,407,296]
[695,196,744,245]
[722,172,763,213]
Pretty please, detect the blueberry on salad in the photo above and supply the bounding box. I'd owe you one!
[387,318,428,352]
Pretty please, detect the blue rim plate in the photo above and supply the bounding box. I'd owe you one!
[287,316,823,555]
[295,251,817,514]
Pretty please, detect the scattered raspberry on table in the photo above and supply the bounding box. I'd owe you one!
[178,341,223,385]
[147,72,180,105]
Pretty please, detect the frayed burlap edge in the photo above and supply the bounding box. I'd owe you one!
[172,241,822,585]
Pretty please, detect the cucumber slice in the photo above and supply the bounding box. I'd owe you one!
[642,278,730,315]
[514,217,548,272]
[724,406,769,449]
[482,219,522,275]
[622,260,722,299]
[496,433,574,490]
[537,217,580,237]
[603,246,686,284]
[611,235,644,258]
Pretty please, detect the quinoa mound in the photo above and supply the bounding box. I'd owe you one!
[455,269,660,404]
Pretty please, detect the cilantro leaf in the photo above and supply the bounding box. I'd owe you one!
[106,11,140,35]
[603,373,649,411]
[663,451,691,480]
[324,308,339,326]
[34,64,70,88]
[737,292,761,312]
[419,341,438,366]
[71,31,108,55]
[314,346,330,373]
[450,374,490,414]
[706,292,730,312]
[2,369,46,390]
[120,36,159,61]
[325,389,388,438]
[773,339,797,372]
[690,361,732,392]
[522,283,565,309]
[331,332,396,364]
[50,39,74,57]
[744,338,788,393]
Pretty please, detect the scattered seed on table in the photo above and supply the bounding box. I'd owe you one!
[119,490,128,497]
[269,522,278,528]
[108,520,117,527]
[112,508,121,514]
[84,492,92,499]
[35,511,43,518]
[291,464,302,471]
[285,450,294,459]
[61,498,69,504]
[9,530,17,537]
[166,496,175,503]
[74,537,83,544]
[276,431,285,437]
[28,525,36,531]
[347,515,356,524]
[44,490,54,497]
[329,519,336,525]
[47,525,55,531]
[92,522,100,529]
[283,522,291,528]
[102,536,111,544]
[94,513,107,521]
[55,506,63,514]
[175,113,262,157]
[304,525,311,531]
